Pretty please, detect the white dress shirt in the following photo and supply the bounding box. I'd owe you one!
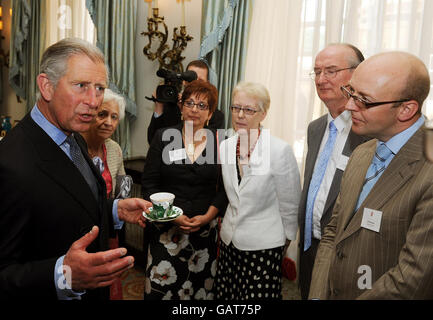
[312,110,352,240]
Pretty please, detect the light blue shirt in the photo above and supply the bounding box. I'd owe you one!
[385,115,425,158]
[355,115,425,211]
[31,105,123,300]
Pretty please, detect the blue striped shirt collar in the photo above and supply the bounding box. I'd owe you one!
[30,105,69,146]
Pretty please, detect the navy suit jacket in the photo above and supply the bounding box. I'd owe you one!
[0,113,113,300]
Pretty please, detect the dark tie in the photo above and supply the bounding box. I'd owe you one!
[65,134,99,200]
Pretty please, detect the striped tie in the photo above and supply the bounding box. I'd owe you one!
[355,142,393,211]
[65,134,99,200]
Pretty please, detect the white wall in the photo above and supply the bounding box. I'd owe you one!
[132,0,203,158]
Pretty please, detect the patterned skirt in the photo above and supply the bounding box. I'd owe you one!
[215,241,284,300]
[143,219,218,300]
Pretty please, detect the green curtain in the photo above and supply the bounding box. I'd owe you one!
[200,0,252,129]
[9,0,45,112]
[86,0,137,158]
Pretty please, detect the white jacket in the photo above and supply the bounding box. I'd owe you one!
[219,130,301,251]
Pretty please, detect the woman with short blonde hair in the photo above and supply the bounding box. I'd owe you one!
[215,81,301,300]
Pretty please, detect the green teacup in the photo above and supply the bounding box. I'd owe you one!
[150,192,175,218]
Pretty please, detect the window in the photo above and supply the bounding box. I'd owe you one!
[246,0,433,172]
[45,0,95,50]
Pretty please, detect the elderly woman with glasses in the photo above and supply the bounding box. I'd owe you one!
[82,88,128,300]
[82,89,126,199]
[215,82,301,300]
[141,79,227,300]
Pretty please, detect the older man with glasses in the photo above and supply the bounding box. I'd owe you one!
[309,51,433,300]
[298,43,368,300]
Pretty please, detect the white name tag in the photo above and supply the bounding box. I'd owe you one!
[361,208,382,233]
[337,154,350,171]
[169,148,187,162]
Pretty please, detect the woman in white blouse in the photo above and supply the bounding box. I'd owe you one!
[215,82,301,300]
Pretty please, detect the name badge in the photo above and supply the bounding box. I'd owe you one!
[169,149,187,162]
[361,208,382,233]
[337,155,350,171]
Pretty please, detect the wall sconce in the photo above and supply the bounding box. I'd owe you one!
[141,0,193,73]
[0,3,10,68]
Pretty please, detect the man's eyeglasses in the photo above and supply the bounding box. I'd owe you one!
[230,105,259,115]
[183,100,209,110]
[341,85,410,109]
[309,67,355,80]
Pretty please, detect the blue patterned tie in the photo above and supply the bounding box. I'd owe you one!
[304,121,338,251]
[65,134,99,200]
[355,142,392,211]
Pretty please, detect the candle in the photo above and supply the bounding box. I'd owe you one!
[147,0,151,18]
[181,0,185,26]
[155,0,158,8]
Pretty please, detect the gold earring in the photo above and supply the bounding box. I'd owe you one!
[181,114,184,121]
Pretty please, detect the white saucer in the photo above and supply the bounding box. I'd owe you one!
[143,206,183,222]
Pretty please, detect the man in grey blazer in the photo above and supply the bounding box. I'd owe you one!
[309,51,432,299]
[298,43,367,299]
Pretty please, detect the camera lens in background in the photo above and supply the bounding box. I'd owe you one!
[156,84,178,104]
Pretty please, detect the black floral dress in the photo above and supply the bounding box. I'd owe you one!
[141,124,227,300]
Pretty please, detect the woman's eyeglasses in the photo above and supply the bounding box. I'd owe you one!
[183,100,209,110]
[230,105,259,115]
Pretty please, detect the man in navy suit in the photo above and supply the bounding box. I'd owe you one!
[0,38,151,300]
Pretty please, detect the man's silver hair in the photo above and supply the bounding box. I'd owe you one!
[37,38,109,100]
